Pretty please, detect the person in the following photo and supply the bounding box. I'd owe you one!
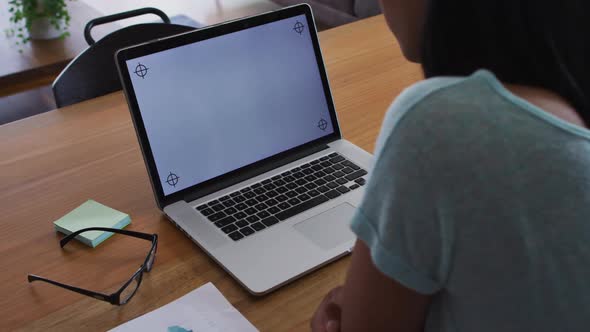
[311,0,590,331]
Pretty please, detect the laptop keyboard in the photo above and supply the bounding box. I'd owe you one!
[195,152,367,241]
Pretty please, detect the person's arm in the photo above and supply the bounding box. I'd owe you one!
[312,239,432,332]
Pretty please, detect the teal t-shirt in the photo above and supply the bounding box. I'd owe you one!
[350,70,590,331]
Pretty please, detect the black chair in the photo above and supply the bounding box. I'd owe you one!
[52,8,196,108]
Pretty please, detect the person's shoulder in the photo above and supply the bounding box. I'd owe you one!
[376,70,499,154]
[388,70,500,124]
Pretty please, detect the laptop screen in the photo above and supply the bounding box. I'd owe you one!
[126,14,335,196]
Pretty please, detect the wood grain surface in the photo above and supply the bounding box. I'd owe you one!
[0,15,422,331]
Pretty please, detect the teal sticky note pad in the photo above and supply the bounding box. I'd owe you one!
[54,200,131,247]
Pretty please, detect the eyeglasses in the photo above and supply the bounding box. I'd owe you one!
[28,227,158,305]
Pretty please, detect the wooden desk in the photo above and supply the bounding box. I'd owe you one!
[0,16,422,331]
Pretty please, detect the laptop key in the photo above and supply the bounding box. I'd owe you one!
[229,231,244,241]
[245,207,257,215]
[324,174,336,181]
[293,172,305,179]
[275,195,329,221]
[355,178,366,185]
[343,161,361,170]
[315,179,327,186]
[288,198,301,206]
[320,156,330,161]
[245,199,258,206]
[251,222,266,231]
[224,207,237,215]
[268,206,281,214]
[295,179,307,186]
[281,171,292,176]
[234,195,247,202]
[262,179,272,185]
[341,167,354,174]
[292,167,301,172]
[263,183,276,190]
[325,190,341,199]
[332,163,344,170]
[284,175,296,182]
[327,182,339,189]
[317,186,330,193]
[320,161,332,167]
[208,200,220,206]
[235,220,249,228]
[208,211,226,222]
[254,188,266,195]
[302,168,313,175]
[240,187,252,193]
[301,163,311,169]
[196,204,208,211]
[308,189,320,197]
[234,212,247,219]
[266,190,278,198]
[223,200,235,207]
[305,182,318,190]
[276,186,288,194]
[220,195,231,201]
[235,203,248,210]
[246,215,260,223]
[330,155,345,163]
[315,170,326,177]
[278,202,291,210]
[324,167,335,174]
[345,170,368,181]
[311,165,322,171]
[230,192,241,197]
[261,216,279,227]
[333,171,345,178]
[215,216,236,228]
[271,175,282,181]
[266,198,279,206]
[295,187,308,194]
[304,175,317,182]
[276,194,288,202]
[240,226,255,236]
[256,194,269,202]
[274,179,286,186]
[337,186,351,194]
[211,204,225,212]
[336,178,348,185]
[328,152,339,157]
[285,191,298,198]
[243,191,256,199]
[349,184,360,190]
[255,203,268,211]
[201,208,214,216]
[221,224,238,234]
[286,182,297,190]
[298,194,311,201]
[257,210,271,219]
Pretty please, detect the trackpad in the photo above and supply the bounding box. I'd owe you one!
[293,203,356,250]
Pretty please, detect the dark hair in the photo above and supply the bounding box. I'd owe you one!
[421,1,590,124]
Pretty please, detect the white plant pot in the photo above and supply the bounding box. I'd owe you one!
[28,17,64,40]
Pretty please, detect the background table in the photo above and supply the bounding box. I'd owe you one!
[0,0,281,98]
[0,15,422,331]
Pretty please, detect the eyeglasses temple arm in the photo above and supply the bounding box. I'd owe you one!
[27,274,115,304]
[60,227,155,247]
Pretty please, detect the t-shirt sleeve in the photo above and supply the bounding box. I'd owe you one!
[351,81,457,295]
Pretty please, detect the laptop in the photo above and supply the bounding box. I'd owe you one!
[115,4,373,295]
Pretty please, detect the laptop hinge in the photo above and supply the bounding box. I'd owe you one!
[183,143,330,203]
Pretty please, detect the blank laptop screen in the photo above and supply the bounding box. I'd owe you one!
[126,15,335,196]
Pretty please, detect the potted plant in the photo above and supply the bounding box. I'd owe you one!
[7,0,72,45]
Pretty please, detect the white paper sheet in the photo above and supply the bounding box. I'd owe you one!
[110,282,258,332]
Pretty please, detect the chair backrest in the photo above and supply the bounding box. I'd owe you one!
[53,8,195,108]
